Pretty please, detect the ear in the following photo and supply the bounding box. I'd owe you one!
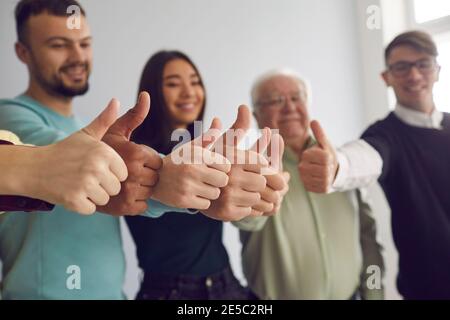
[253,110,260,124]
[15,42,29,64]
[381,70,390,87]
[435,65,441,82]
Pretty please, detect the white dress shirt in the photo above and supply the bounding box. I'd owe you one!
[332,104,444,191]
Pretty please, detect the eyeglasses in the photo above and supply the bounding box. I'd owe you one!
[388,58,438,78]
[256,92,305,109]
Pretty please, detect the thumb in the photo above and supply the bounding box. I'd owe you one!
[250,127,271,154]
[262,132,285,175]
[224,105,251,147]
[82,98,119,140]
[230,105,251,132]
[192,117,223,148]
[107,91,150,140]
[267,133,284,172]
[310,120,330,149]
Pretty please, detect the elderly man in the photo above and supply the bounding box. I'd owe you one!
[235,69,384,300]
[299,30,450,299]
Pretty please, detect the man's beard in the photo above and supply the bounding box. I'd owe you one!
[34,62,90,98]
[50,78,89,97]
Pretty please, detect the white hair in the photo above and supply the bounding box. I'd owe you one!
[251,68,312,110]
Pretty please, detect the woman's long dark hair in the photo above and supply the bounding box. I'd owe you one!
[131,50,206,154]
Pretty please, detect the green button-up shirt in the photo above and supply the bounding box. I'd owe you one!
[235,144,384,300]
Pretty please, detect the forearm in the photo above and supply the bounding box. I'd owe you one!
[0,145,45,198]
[332,140,383,191]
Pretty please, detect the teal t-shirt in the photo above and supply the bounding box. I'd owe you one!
[0,95,186,299]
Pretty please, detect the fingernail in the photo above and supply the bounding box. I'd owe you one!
[204,135,215,144]
[138,92,144,103]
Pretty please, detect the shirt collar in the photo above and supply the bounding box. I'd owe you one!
[394,103,443,129]
[284,136,315,163]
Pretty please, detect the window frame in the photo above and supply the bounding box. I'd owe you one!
[406,0,450,33]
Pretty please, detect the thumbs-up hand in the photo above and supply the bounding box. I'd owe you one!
[151,118,231,210]
[201,106,271,221]
[30,98,128,215]
[298,120,338,193]
[97,92,163,215]
[252,133,290,216]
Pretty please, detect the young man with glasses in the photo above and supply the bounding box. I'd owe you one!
[299,30,450,299]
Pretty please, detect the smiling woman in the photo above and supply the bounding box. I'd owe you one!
[162,59,205,130]
[125,50,250,301]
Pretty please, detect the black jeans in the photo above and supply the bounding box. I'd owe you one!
[136,266,249,300]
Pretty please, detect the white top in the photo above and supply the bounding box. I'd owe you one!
[332,104,444,191]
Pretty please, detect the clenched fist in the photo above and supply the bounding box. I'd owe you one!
[98,92,162,215]
[152,118,231,210]
[298,120,338,193]
[26,99,128,215]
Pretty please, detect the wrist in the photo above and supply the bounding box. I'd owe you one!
[1,145,42,197]
[20,145,49,199]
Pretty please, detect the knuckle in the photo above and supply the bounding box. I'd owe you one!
[80,176,96,190]
[217,172,229,188]
[200,200,211,210]
[257,176,267,190]
[252,192,261,203]
[227,170,239,186]
[98,195,110,206]
[110,182,121,196]
[129,162,142,176]
[211,188,221,200]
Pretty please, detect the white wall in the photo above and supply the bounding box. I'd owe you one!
[0,0,400,299]
[355,0,402,300]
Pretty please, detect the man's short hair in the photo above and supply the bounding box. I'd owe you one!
[384,30,438,65]
[15,0,86,45]
[251,68,312,110]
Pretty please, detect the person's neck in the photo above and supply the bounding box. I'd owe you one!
[399,100,435,115]
[422,104,436,115]
[287,135,310,156]
[172,123,188,130]
[25,82,73,117]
